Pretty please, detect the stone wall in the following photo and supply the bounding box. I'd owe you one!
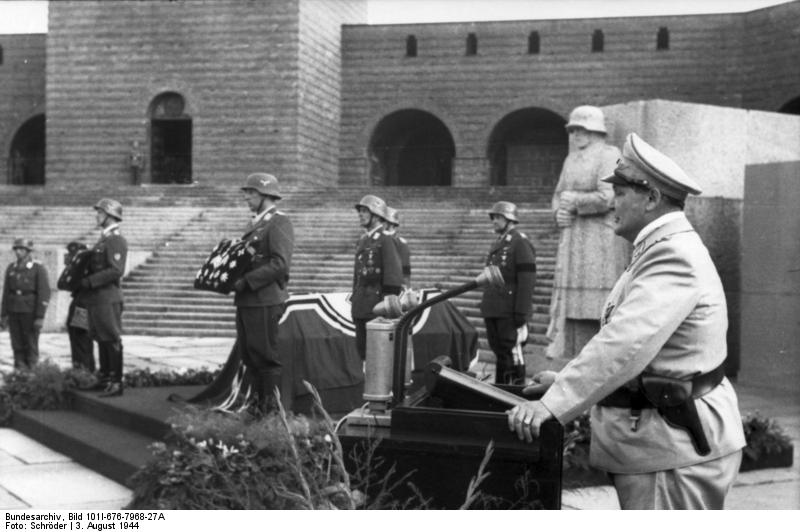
[0,34,46,181]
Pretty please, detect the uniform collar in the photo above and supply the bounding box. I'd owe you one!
[252,205,277,225]
[365,224,383,237]
[633,211,685,247]
[101,223,120,237]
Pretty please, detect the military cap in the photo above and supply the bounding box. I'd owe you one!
[384,206,400,226]
[12,238,34,251]
[565,105,607,134]
[603,133,702,201]
[94,198,123,220]
[67,241,88,253]
[488,201,519,222]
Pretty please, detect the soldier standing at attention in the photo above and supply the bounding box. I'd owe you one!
[509,134,745,509]
[480,202,536,385]
[351,195,403,361]
[63,241,94,371]
[82,199,128,397]
[1,238,51,370]
[382,206,411,288]
[234,173,294,415]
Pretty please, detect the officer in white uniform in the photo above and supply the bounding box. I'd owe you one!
[508,133,746,509]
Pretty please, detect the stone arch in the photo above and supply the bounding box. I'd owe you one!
[148,91,193,184]
[7,113,46,185]
[486,107,568,189]
[778,95,800,115]
[368,109,456,186]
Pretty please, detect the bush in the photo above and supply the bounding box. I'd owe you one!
[123,367,219,388]
[742,411,793,461]
[0,360,94,425]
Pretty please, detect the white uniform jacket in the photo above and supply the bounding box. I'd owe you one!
[540,213,746,474]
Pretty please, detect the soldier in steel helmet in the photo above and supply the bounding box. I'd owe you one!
[1,238,51,370]
[382,206,411,289]
[351,195,403,361]
[234,173,294,415]
[80,198,128,397]
[546,105,631,361]
[479,201,536,385]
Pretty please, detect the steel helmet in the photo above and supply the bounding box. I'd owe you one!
[354,194,387,219]
[241,173,282,199]
[94,198,123,221]
[384,206,400,226]
[488,201,519,223]
[12,238,34,251]
[565,105,607,134]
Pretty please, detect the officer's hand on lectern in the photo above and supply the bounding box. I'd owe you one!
[507,401,554,442]
[523,370,558,395]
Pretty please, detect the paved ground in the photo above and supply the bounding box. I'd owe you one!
[1,333,798,510]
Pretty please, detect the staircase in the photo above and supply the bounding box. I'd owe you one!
[0,185,559,357]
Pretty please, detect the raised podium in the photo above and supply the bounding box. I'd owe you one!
[335,267,563,509]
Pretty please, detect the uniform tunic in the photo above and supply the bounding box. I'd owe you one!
[540,213,746,476]
[1,258,50,368]
[351,225,403,361]
[234,207,294,382]
[84,225,127,342]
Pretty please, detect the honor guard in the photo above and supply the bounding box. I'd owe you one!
[81,198,128,397]
[234,172,294,415]
[63,241,94,371]
[382,206,411,288]
[1,238,51,370]
[509,134,746,509]
[351,195,403,361]
[479,201,537,385]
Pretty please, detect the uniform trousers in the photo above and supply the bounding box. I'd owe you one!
[353,318,369,361]
[235,304,285,407]
[87,301,123,382]
[611,450,743,509]
[67,299,94,372]
[484,317,526,385]
[7,312,39,369]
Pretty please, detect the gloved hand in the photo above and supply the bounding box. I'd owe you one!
[559,190,578,212]
[513,313,527,328]
[80,278,91,289]
[555,208,575,228]
[33,318,44,331]
[522,370,558,396]
[382,294,402,319]
[233,278,248,293]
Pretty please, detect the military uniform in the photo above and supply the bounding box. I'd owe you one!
[351,225,403,360]
[480,226,536,384]
[234,205,294,409]
[1,253,50,369]
[61,242,94,371]
[536,134,746,509]
[83,224,127,384]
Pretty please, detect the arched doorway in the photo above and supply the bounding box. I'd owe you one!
[487,108,567,189]
[149,92,192,184]
[778,95,800,115]
[8,114,45,185]
[369,110,455,186]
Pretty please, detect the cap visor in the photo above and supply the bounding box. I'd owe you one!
[601,173,629,185]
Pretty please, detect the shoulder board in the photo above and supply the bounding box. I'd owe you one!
[398,236,407,244]
[372,232,381,240]
[505,234,512,242]
[275,210,286,216]
[518,232,528,240]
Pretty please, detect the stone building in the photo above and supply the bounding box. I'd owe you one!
[1,0,798,189]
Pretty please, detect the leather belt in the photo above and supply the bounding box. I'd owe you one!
[598,364,725,408]
[13,290,35,295]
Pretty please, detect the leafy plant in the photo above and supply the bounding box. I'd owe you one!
[742,411,793,461]
[122,367,219,388]
[0,360,93,425]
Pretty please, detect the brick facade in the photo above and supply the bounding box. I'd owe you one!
[1,1,798,189]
